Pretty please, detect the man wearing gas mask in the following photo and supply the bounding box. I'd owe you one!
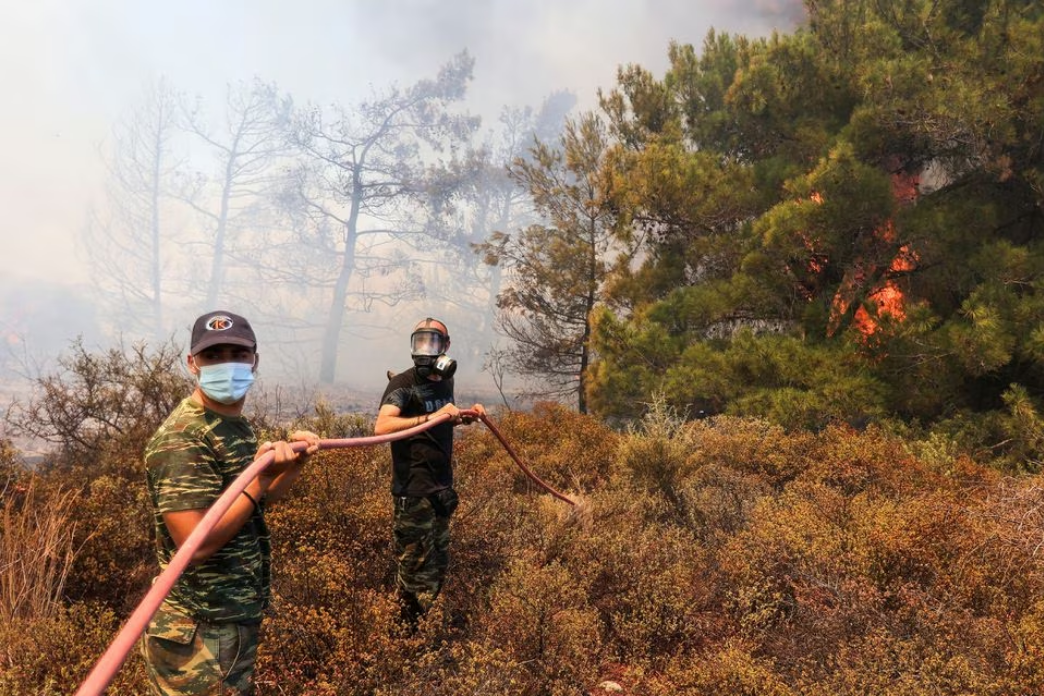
[374,317,486,630]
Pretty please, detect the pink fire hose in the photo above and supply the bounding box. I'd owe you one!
[74,410,573,696]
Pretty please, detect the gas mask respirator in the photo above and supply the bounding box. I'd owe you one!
[411,324,456,379]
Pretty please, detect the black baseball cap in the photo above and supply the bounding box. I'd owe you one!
[190,311,257,355]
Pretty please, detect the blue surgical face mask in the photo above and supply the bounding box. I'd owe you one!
[197,361,255,404]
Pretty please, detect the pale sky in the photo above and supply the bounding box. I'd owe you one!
[0,0,800,287]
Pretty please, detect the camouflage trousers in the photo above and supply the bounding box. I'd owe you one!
[140,604,260,696]
[393,492,455,618]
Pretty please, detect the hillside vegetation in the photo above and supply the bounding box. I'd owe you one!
[2,344,1044,694]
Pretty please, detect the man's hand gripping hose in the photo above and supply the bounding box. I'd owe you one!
[74,409,574,696]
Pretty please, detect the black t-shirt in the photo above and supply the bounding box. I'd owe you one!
[380,367,455,497]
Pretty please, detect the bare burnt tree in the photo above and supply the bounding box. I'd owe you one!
[279,52,479,384]
[83,78,183,342]
[420,92,577,366]
[176,78,293,311]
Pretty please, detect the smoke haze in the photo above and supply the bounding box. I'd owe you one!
[0,0,802,399]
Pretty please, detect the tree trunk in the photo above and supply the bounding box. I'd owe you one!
[319,241,355,383]
[318,175,362,383]
[150,124,164,343]
[205,149,237,310]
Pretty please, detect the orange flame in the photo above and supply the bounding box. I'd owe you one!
[826,170,920,338]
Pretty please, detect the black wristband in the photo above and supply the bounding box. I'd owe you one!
[242,489,261,514]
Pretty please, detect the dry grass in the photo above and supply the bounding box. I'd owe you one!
[0,477,80,624]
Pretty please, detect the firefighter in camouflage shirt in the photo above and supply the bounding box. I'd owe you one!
[141,310,319,696]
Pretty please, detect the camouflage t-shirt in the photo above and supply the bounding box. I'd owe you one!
[144,397,270,623]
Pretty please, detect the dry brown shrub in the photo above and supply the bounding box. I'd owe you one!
[270,447,393,593]
[615,409,785,545]
[799,424,946,497]
[848,489,967,590]
[476,403,619,493]
[971,477,1044,575]
[616,415,698,517]
[680,463,773,544]
[0,602,147,696]
[796,617,1005,696]
[58,471,153,609]
[708,426,1037,689]
[258,445,402,693]
[4,340,191,480]
[256,587,409,695]
[464,494,577,610]
[559,487,721,663]
[686,416,815,486]
[641,642,795,696]
[373,642,527,696]
[21,396,1044,695]
[478,554,603,692]
[2,341,182,611]
[0,440,22,488]
[719,483,858,646]
[449,410,609,615]
[1002,598,1044,695]
[447,486,537,617]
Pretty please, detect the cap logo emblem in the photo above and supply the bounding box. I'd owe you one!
[205,316,234,331]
